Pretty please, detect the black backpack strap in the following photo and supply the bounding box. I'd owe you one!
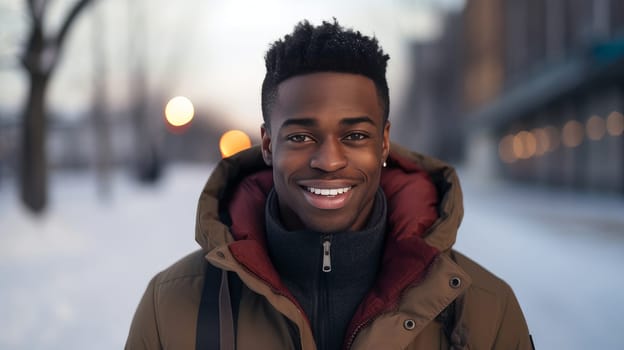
[196,262,222,350]
[196,262,242,350]
[228,270,242,330]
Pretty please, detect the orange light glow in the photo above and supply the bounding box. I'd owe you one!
[586,115,606,141]
[544,126,560,152]
[512,131,537,159]
[606,111,624,136]
[498,134,516,163]
[165,96,195,127]
[219,130,252,158]
[531,128,549,156]
[562,120,584,148]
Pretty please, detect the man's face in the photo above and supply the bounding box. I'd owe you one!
[261,72,390,233]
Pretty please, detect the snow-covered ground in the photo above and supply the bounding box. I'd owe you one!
[455,172,624,350]
[1,165,623,349]
[0,167,205,350]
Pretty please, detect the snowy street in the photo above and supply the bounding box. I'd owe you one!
[456,171,624,350]
[1,165,623,349]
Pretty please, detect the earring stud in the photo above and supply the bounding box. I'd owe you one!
[383,161,387,168]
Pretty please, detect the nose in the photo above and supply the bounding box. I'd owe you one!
[310,138,347,172]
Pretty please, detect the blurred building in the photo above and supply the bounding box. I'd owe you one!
[398,0,624,193]
[394,12,465,163]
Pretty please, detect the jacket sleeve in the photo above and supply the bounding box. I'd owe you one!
[125,275,163,350]
[492,286,534,350]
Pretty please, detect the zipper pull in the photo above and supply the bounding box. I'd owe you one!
[322,240,332,273]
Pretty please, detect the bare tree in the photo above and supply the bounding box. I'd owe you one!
[91,2,111,198]
[127,0,161,183]
[20,0,95,212]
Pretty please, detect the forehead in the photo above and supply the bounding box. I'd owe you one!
[271,72,383,128]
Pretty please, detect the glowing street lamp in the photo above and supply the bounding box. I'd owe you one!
[165,96,194,132]
[219,130,252,158]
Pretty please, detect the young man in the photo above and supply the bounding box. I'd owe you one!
[126,20,533,349]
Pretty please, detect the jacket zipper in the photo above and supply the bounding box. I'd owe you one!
[345,318,373,349]
[322,240,332,272]
[318,237,332,348]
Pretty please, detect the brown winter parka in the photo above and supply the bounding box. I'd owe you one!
[126,143,533,350]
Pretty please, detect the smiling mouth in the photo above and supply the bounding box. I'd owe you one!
[305,186,352,196]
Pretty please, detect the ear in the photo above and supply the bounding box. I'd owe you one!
[260,123,273,166]
[382,120,391,163]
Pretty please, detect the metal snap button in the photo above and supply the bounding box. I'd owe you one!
[449,276,461,289]
[403,319,416,330]
[216,251,225,259]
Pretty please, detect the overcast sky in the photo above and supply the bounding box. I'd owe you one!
[0,0,464,134]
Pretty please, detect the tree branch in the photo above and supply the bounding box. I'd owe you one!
[55,0,94,50]
[20,14,45,73]
[26,0,48,23]
[26,0,37,20]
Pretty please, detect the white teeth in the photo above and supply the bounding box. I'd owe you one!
[306,186,351,196]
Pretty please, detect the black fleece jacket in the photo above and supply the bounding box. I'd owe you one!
[265,188,387,350]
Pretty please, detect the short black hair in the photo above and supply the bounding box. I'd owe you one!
[261,19,390,125]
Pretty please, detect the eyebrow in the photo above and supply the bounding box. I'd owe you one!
[339,116,376,126]
[279,116,376,130]
[280,118,317,129]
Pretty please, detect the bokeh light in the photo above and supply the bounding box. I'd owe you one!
[586,115,606,141]
[219,130,252,158]
[543,125,560,152]
[561,120,584,148]
[531,128,549,156]
[498,134,516,163]
[606,111,624,136]
[165,96,195,127]
[513,131,537,159]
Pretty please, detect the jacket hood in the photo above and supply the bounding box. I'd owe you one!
[196,142,463,253]
[194,142,464,345]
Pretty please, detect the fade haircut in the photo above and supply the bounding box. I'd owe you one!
[261,19,390,127]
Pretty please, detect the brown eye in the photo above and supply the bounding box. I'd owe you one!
[344,132,367,141]
[288,134,312,143]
